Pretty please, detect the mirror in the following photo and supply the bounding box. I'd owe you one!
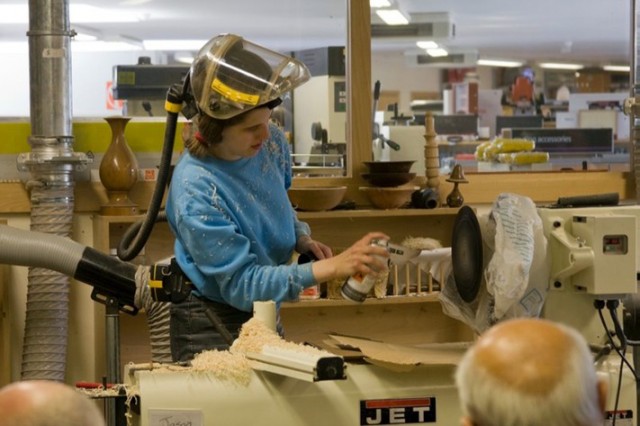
[369,1,631,176]
[286,0,372,180]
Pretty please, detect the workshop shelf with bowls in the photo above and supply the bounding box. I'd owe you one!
[287,186,347,211]
[360,161,418,208]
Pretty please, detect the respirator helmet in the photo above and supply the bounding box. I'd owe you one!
[189,34,311,120]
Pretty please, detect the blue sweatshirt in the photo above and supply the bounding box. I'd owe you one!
[165,124,316,312]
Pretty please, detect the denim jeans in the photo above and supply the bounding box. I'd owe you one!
[170,293,252,362]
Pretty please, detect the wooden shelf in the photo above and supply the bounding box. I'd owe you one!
[282,293,441,309]
[92,214,174,264]
[281,292,472,348]
[299,207,460,250]
[296,207,459,220]
[91,210,470,363]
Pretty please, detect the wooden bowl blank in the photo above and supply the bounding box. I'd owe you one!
[287,186,347,211]
[360,186,419,209]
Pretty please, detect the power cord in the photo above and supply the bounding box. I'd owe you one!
[607,299,640,346]
[594,299,640,426]
[594,300,637,377]
[595,308,636,376]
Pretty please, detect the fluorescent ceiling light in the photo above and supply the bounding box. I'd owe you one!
[0,4,27,23]
[74,32,98,42]
[72,4,140,23]
[603,65,630,72]
[0,40,142,53]
[427,48,448,57]
[71,41,142,52]
[539,62,583,70]
[174,52,194,64]
[0,3,140,24]
[376,9,409,25]
[143,40,207,51]
[416,41,439,50]
[73,25,101,41]
[370,0,392,8]
[477,59,523,68]
[0,42,28,54]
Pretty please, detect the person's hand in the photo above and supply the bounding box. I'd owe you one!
[296,235,333,260]
[310,232,390,283]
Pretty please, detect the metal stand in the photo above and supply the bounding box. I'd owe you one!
[105,296,126,426]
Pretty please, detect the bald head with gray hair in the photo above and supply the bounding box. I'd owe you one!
[0,380,105,426]
[455,318,607,426]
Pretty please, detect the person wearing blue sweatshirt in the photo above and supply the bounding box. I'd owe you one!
[165,34,389,361]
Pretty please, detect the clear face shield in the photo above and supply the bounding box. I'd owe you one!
[190,34,311,120]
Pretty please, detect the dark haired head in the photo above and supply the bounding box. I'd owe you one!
[184,98,282,158]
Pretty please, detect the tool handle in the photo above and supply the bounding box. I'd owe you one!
[373,80,381,101]
[384,139,401,151]
[556,192,619,208]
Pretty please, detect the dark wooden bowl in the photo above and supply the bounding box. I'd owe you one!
[361,172,416,187]
[363,161,415,174]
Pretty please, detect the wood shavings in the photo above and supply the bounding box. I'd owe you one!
[326,277,344,299]
[128,354,253,387]
[77,384,140,426]
[128,361,191,373]
[76,385,122,398]
[190,349,252,386]
[373,271,390,298]
[125,318,329,392]
[231,317,284,354]
[401,237,442,251]
[231,317,326,357]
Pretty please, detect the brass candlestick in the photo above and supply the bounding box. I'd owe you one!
[99,116,139,215]
[446,164,468,208]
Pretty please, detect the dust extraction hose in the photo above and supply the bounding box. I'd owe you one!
[0,225,171,363]
[116,78,187,261]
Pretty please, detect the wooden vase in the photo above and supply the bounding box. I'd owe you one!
[99,116,139,215]
[446,182,464,207]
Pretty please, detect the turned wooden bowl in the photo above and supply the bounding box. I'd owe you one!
[287,186,347,211]
[360,186,419,209]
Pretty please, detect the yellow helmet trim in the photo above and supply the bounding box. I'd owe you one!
[211,77,260,106]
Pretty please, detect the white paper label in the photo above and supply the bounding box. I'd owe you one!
[148,409,203,426]
[42,48,65,58]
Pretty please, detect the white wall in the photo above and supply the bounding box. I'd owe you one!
[1,49,164,117]
[372,51,441,115]
[293,75,347,156]
[372,51,497,116]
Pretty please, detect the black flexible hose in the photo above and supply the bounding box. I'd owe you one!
[116,77,189,261]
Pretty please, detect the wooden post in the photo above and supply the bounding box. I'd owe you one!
[423,112,441,195]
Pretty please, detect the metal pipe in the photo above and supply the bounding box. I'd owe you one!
[28,0,71,137]
[627,1,640,417]
[20,0,90,382]
[631,0,640,200]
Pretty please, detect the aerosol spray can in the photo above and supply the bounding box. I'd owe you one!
[341,239,389,303]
